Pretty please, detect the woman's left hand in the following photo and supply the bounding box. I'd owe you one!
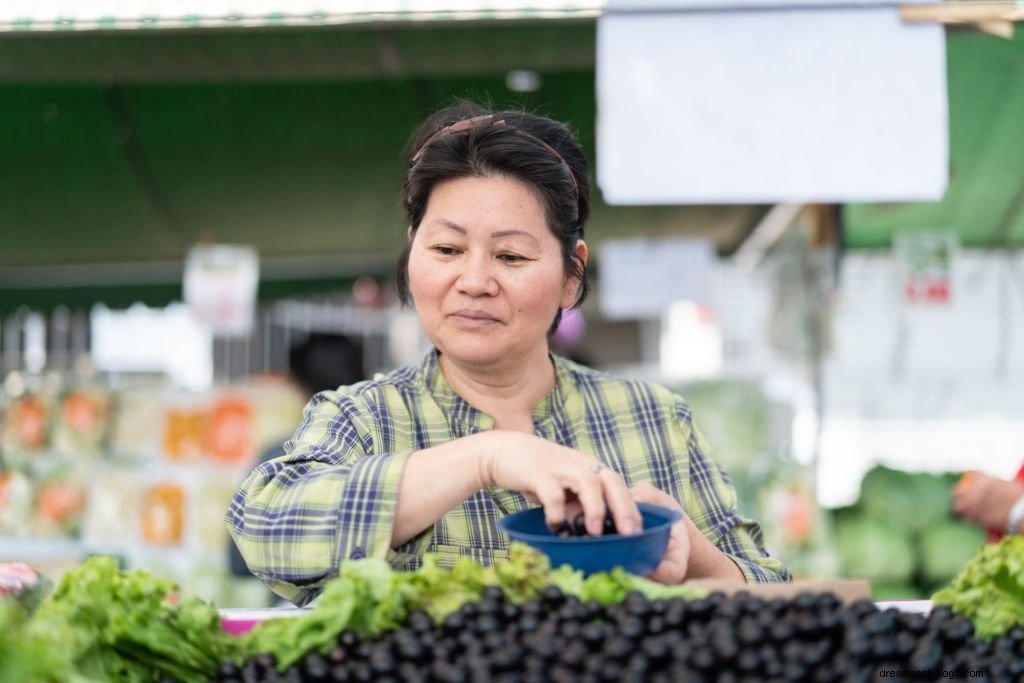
[630,481,691,585]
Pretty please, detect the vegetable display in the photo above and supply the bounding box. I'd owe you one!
[4,541,1024,681]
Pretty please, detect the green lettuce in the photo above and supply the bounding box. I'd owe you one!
[932,535,1024,638]
[29,555,240,683]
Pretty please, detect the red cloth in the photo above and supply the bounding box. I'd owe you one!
[986,462,1024,542]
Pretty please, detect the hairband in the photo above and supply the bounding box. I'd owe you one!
[409,114,580,206]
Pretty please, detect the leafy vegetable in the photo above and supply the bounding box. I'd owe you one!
[858,466,953,535]
[29,555,240,683]
[932,535,1024,639]
[917,521,985,586]
[834,517,916,583]
[0,599,89,683]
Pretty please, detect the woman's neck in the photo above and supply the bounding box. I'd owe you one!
[438,350,555,432]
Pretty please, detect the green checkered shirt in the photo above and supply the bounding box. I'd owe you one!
[227,350,790,605]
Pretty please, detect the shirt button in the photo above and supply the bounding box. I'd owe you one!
[350,547,366,560]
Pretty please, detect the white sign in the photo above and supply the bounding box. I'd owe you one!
[183,244,259,337]
[598,237,714,320]
[597,3,948,203]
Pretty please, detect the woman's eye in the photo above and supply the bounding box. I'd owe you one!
[433,245,459,256]
[498,253,526,263]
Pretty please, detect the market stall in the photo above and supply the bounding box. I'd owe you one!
[1,3,1024,680]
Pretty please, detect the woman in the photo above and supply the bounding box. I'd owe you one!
[227,101,789,606]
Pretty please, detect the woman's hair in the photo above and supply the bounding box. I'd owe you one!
[394,100,591,332]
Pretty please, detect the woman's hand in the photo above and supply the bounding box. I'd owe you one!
[630,481,691,584]
[479,431,642,537]
[953,470,1024,531]
[630,481,745,585]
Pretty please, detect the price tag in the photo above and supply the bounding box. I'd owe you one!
[895,231,955,305]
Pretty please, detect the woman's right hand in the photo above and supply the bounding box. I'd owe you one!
[478,430,642,537]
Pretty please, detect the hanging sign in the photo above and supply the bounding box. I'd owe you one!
[183,244,259,336]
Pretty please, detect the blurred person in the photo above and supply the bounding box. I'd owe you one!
[227,101,789,606]
[953,463,1024,541]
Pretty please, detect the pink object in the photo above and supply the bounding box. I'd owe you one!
[218,607,310,636]
[552,308,586,352]
[220,617,261,637]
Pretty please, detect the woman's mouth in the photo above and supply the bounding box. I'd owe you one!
[450,310,500,327]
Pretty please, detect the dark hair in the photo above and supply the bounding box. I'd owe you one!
[395,100,591,333]
[289,332,364,396]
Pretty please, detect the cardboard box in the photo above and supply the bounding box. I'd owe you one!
[683,577,871,604]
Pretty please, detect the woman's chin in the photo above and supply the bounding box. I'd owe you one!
[440,348,505,369]
[436,339,522,369]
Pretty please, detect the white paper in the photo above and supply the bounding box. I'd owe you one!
[596,6,948,204]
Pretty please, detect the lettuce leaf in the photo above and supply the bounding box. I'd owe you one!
[932,535,1024,638]
[29,555,240,683]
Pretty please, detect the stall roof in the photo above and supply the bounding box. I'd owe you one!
[0,13,1020,312]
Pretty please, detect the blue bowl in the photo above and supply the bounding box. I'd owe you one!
[498,502,682,576]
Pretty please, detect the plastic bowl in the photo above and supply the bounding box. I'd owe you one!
[498,502,682,576]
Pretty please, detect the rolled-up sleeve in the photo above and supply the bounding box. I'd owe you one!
[225,390,411,606]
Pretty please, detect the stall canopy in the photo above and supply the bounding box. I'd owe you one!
[0,3,1021,312]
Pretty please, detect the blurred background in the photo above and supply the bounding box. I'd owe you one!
[0,0,1022,604]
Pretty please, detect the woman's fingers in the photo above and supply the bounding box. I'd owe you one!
[599,469,642,535]
[575,469,609,536]
[490,437,642,536]
[531,459,640,537]
[535,477,569,532]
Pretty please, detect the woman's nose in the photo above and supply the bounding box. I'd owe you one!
[456,256,498,296]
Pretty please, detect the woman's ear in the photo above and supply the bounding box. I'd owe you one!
[561,239,589,308]
[406,226,414,242]
[574,239,589,268]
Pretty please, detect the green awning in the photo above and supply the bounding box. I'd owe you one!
[844,30,1024,249]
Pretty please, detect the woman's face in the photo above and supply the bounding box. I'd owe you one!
[407,174,585,372]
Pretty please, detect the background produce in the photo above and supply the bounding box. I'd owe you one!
[831,465,986,600]
[0,375,305,606]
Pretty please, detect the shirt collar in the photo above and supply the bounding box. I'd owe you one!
[419,348,569,431]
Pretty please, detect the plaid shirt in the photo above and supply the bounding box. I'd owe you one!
[227,350,790,605]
